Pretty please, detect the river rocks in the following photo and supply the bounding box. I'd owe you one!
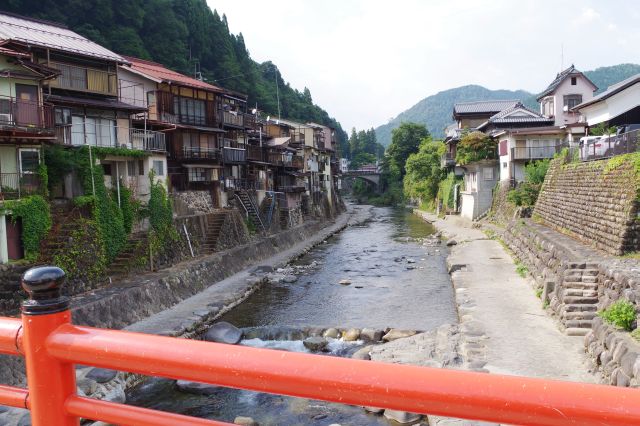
[407,258,416,264]
[77,377,98,395]
[282,275,298,283]
[360,328,383,342]
[176,380,222,396]
[323,328,341,338]
[338,279,352,285]
[352,345,372,360]
[446,239,458,246]
[363,406,384,414]
[383,329,417,342]
[204,322,243,344]
[86,368,117,384]
[342,328,361,341]
[303,336,328,352]
[383,409,422,424]
[234,416,258,425]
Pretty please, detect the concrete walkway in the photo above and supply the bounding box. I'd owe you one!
[415,210,595,383]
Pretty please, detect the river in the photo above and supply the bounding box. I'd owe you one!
[126,206,457,425]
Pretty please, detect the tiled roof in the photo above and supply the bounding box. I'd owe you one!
[573,73,640,110]
[0,12,125,62]
[478,102,553,129]
[453,100,519,115]
[537,64,597,100]
[124,56,223,92]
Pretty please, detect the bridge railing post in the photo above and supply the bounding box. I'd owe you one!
[21,266,79,426]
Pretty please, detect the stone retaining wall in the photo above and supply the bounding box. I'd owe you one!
[0,214,348,387]
[0,264,29,315]
[534,154,640,255]
[500,219,640,386]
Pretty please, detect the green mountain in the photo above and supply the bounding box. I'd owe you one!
[376,64,640,145]
[2,0,348,144]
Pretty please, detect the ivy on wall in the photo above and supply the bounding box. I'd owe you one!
[1,195,52,261]
[52,218,107,285]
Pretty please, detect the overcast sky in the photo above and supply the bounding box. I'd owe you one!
[208,1,640,131]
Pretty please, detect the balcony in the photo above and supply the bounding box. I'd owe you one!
[48,62,117,96]
[441,152,456,168]
[54,124,166,153]
[0,173,40,200]
[267,152,304,168]
[0,96,54,133]
[276,185,306,193]
[511,146,560,160]
[221,111,244,127]
[247,145,266,162]
[177,147,220,161]
[130,129,166,152]
[222,146,247,164]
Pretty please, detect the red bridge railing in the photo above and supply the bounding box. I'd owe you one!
[1,266,640,425]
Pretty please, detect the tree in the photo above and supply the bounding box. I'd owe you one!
[403,138,445,203]
[455,131,496,165]
[387,122,430,177]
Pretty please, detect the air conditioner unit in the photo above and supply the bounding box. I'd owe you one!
[0,113,12,124]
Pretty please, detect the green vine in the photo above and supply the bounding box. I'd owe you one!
[52,218,107,282]
[1,195,52,261]
[147,172,176,249]
[92,146,149,159]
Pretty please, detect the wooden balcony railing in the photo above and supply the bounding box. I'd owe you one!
[221,111,244,127]
[0,96,54,132]
[268,153,304,168]
[247,145,266,162]
[129,129,166,152]
[176,147,220,161]
[48,62,117,96]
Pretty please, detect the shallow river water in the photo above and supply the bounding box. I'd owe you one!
[126,206,457,425]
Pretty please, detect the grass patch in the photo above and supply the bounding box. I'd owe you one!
[598,299,636,331]
[535,288,543,299]
[631,328,640,342]
[515,262,529,278]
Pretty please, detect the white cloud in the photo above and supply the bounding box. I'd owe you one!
[207,1,640,131]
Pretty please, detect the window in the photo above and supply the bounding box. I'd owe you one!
[187,167,212,182]
[503,162,508,169]
[70,116,117,147]
[152,160,164,176]
[138,159,145,176]
[127,160,136,177]
[571,77,577,85]
[483,167,494,181]
[543,98,554,116]
[19,149,39,174]
[102,164,112,176]
[563,94,583,110]
[54,107,72,125]
[175,96,206,125]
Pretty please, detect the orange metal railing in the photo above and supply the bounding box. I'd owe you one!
[1,266,640,426]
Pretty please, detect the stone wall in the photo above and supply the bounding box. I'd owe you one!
[500,218,640,386]
[172,191,215,215]
[0,264,30,315]
[534,155,640,255]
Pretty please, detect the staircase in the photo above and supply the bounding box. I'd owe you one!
[201,212,228,254]
[236,190,265,232]
[108,232,148,277]
[556,263,600,336]
[39,203,81,263]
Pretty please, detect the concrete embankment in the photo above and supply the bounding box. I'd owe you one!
[413,210,595,382]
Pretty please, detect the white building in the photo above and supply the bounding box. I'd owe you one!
[574,74,640,127]
[339,158,350,173]
[537,65,597,127]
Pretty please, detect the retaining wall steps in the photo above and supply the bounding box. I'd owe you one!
[556,267,601,336]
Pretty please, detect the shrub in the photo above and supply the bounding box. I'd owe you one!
[455,131,496,165]
[1,195,52,261]
[515,263,528,278]
[506,159,550,207]
[598,299,637,331]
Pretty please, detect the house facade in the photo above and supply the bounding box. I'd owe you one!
[537,65,597,127]
[574,74,640,127]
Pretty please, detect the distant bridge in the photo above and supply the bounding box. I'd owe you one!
[342,170,381,192]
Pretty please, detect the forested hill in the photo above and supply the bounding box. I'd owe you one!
[375,63,640,145]
[3,0,347,144]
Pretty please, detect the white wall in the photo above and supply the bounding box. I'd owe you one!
[551,75,595,126]
[579,83,640,126]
